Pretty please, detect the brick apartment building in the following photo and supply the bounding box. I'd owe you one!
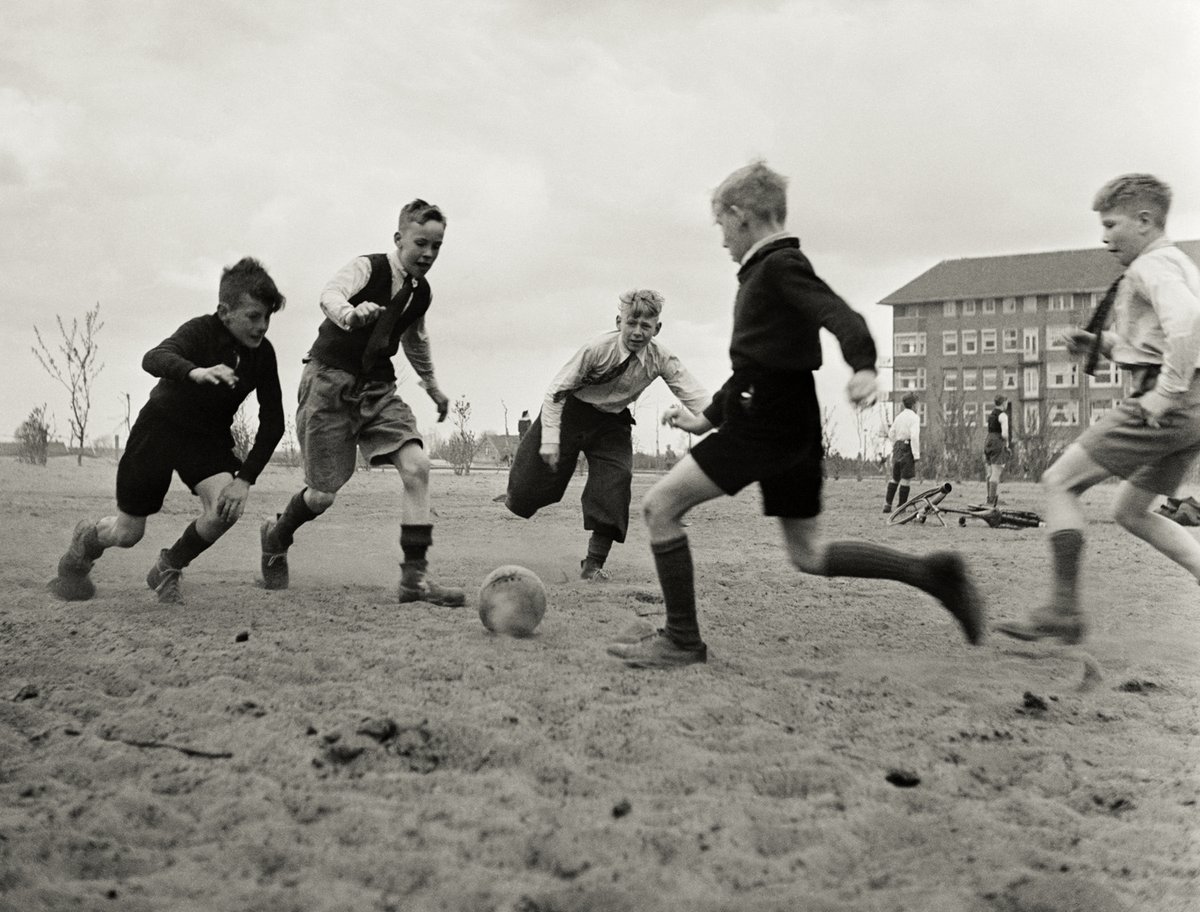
[877,240,1200,466]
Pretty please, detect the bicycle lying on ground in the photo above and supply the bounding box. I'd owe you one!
[887,483,1044,529]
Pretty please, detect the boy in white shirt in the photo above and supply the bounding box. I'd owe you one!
[884,393,920,513]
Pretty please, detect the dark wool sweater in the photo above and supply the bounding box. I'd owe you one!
[138,314,284,483]
[705,237,877,426]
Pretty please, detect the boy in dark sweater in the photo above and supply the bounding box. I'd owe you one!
[608,162,983,668]
[49,257,286,604]
[259,200,464,606]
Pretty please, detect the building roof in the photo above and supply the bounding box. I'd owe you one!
[878,239,1200,306]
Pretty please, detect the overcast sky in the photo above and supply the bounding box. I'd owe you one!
[3,0,1199,461]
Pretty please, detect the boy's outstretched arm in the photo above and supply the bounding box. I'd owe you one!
[236,344,285,488]
[400,318,449,421]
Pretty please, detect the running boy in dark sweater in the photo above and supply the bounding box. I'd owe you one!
[48,257,286,604]
[608,162,983,668]
[259,200,464,606]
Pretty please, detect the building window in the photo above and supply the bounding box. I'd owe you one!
[916,402,927,426]
[1023,366,1040,397]
[1074,292,1095,310]
[1047,361,1079,388]
[942,331,958,355]
[1003,328,1019,352]
[962,368,978,390]
[1003,297,1017,314]
[896,368,926,391]
[1023,327,1039,358]
[981,329,997,353]
[1003,367,1018,389]
[1090,399,1112,424]
[982,367,998,389]
[1023,402,1041,433]
[1046,324,1074,351]
[1089,358,1121,388]
[963,402,978,426]
[962,330,978,355]
[983,298,996,314]
[943,403,961,426]
[944,300,957,317]
[1048,293,1072,311]
[944,369,958,391]
[1047,400,1080,426]
[962,299,977,316]
[1023,295,1038,314]
[894,332,926,356]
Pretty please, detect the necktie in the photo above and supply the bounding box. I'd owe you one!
[553,350,638,403]
[1084,275,1123,376]
[362,279,417,373]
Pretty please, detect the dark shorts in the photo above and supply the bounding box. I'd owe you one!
[296,360,423,492]
[891,440,915,481]
[690,371,823,519]
[984,433,1007,465]
[116,415,240,517]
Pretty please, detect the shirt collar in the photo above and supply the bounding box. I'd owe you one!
[614,332,651,366]
[740,231,795,266]
[386,248,416,285]
[1136,236,1173,260]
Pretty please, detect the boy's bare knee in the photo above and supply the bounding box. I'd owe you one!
[113,527,144,548]
[306,489,337,512]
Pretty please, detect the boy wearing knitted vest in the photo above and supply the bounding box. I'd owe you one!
[260,200,464,607]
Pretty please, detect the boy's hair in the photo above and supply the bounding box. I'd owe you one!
[713,160,788,223]
[902,393,918,410]
[398,198,447,230]
[1092,174,1171,227]
[619,288,665,320]
[994,394,1007,406]
[218,257,286,315]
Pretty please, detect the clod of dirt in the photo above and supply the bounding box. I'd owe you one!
[13,684,38,701]
[1021,691,1049,712]
[1118,679,1158,693]
[885,769,920,788]
[611,798,632,818]
[324,743,365,765]
[357,717,399,742]
[234,631,249,643]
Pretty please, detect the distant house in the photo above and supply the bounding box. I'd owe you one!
[878,240,1200,454]
[476,433,522,465]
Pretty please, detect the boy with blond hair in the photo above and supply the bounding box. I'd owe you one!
[505,289,710,580]
[998,174,1200,644]
[608,162,983,668]
[49,257,286,604]
[259,200,464,606]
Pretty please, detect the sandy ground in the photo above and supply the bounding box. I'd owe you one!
[1,457,1197,912]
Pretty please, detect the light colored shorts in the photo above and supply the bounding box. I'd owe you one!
[1078,376,1200,496]
[296,359,423,492]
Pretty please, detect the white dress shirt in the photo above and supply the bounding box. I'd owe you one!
[889,407,921,460]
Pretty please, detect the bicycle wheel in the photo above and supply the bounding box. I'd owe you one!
[886,484,950,526]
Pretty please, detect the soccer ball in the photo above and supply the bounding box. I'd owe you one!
[478,565,547,637]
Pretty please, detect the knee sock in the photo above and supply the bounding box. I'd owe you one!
[1048,529,1084,613]
[897,485,910,507]
[885,482,898,506]
[163,521,213,570]
[652,536,703,649]
[400,523,433,567]
[586,532,613,566]
[986,482,997,505]
[272,489,320,547]
[823,540,933,591]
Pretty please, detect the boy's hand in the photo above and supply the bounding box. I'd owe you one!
[1060,327,1095,356]
[662,404,712,435]
[190,365,238,388]
[540,444,560,470]
[427,386,450,421]
[216,478,251,523]
[1137,388,1175,428]
[847,369,879,407]
[346,302,384,328]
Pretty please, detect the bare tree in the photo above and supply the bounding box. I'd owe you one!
[15,404,53,466]
[445,396,479,475]
[230,403,255,461]
[33,304,104,466]
[928,384,976,483]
